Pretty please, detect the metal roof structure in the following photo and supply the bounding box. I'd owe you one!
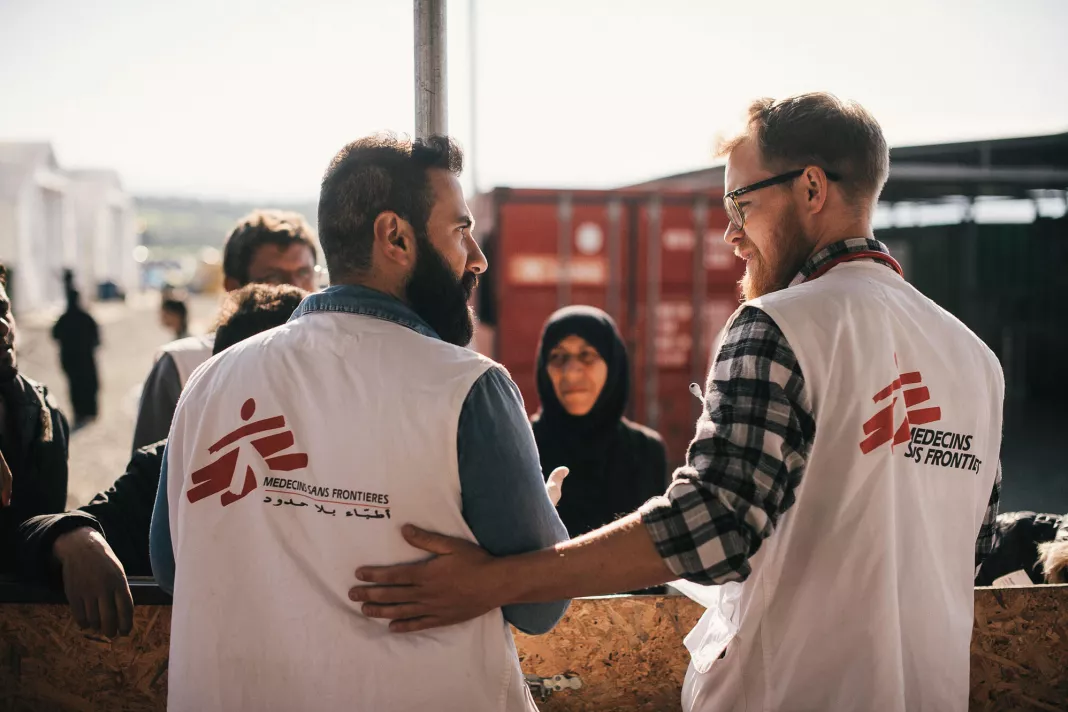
[625,132,1068,203]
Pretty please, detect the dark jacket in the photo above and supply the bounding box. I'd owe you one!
[52,306,101,418]
[17,440,165,583]
[974,511,1068,586]
[534,417,667,536]
[0,374,70,573]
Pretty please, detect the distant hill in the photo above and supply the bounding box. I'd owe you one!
[136,196,318,247]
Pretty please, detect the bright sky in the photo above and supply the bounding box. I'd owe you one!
[1,0,1066,201]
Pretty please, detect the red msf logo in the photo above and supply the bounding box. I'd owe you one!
[187,398,309,506]
[860,356,942,455]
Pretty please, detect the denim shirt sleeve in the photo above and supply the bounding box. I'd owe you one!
[457,366,570,634]
[149,444,176,595]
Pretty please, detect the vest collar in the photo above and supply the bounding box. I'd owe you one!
[789,237,898,288]
[289,285,440,341]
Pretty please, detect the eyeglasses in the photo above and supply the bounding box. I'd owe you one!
[723,168,841,229]
[252,266,317,287]
[547,349,603,370]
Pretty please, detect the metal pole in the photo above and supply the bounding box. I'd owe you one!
[606,198,623,322]
[644,196,662,430]
[557,193,573,308]
[414,0,447,138]
[690,196,709,424]
[468,0,478,192]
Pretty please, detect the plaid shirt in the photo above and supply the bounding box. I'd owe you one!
[640,237,1002,584]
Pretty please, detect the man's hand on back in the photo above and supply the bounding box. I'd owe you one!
[350,525,505,633]
[353,514,674,634]
[53,527,134,638]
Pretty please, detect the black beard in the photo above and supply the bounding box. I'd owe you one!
[405,234,478,347]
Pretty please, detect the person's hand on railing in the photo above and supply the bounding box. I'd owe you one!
[52,528,134,638]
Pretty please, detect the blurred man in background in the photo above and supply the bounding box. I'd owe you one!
[52,288,101,429]
[159,297,189,340]
[131,209,319,452]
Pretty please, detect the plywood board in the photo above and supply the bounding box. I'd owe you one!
[0,604,169,711]
[0,587,1064,711]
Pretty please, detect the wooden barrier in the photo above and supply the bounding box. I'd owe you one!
[516,588,1068,712]
[0,579,1064,711]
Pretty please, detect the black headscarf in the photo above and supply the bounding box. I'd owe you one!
[534,306,628,446]
[532,306,667,538]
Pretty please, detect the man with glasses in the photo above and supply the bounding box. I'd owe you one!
[350,93,1005,712]
[130,210,320,452]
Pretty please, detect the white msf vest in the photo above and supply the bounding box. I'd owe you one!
[683,261,1003,712]
[165,312,535,712]
[160,333,215,387]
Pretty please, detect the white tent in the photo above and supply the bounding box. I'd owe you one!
[66,169,137,299]
[0,142,74,313]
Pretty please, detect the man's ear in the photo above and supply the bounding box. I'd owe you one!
[223,277,240,291]
[372,212,416,269]
[801,165,830,215]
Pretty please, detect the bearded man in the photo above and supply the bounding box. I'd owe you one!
[150,134,568,712]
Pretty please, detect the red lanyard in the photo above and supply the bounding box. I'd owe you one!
[802,250,903,284]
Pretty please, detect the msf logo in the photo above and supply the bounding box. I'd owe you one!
[187,398,309,507]
[859,356,942,455]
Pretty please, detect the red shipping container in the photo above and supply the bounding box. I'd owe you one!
[472,188,745,468]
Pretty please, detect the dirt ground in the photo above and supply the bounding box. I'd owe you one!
[17,292,222,508]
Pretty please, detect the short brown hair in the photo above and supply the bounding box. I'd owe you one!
[318,133,463,280]
[222,210,319,285]
[719,92,889,207]
[212,283,308,355]
[1039,540,1068,584]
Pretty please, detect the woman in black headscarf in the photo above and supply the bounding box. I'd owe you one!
[532,306,667,538]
